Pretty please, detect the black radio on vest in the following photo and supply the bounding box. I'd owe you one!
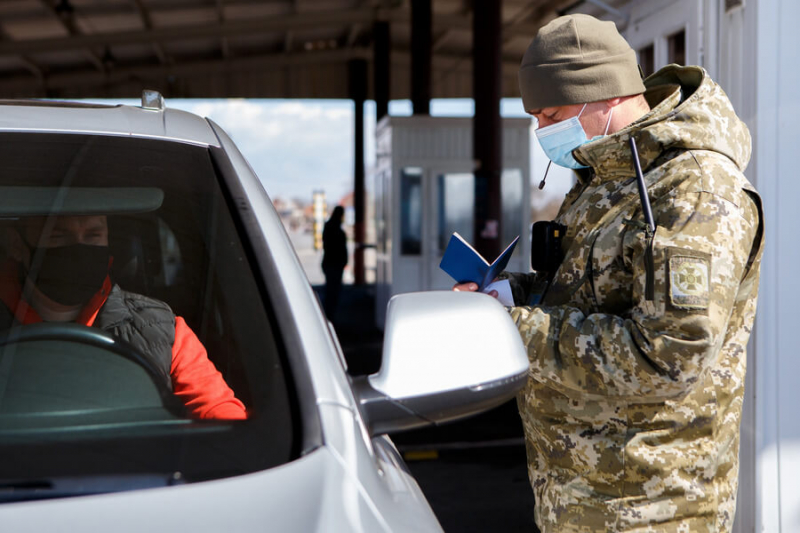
[530,220,567,273]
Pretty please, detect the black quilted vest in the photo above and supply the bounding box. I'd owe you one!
[94,285,175,390]
[0,285,175,391]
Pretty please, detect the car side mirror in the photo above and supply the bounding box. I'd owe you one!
[354,291,528,436]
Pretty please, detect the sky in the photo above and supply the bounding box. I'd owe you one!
[178,98,357,204]
[86,97,575,210]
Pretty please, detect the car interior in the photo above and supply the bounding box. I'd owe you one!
[0,132,299,486]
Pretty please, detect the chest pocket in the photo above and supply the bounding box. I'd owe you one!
[541,224,594,310]
[543,226,609,313]
[544,194,646,313]
[545,229,625,315]
[589,219,634,315]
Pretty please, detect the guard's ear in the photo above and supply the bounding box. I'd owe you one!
[606,97,623,109]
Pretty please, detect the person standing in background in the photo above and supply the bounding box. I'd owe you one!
[321,205,347,319]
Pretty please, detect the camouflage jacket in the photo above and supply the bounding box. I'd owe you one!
[506,65,765,532]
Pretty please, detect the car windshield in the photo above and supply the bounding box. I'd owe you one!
[0,132,297,500]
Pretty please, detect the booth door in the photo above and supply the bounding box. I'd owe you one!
[395,166,526,294]
[395,166,462,295]
[427,169,476,291]
[426,168,527,292]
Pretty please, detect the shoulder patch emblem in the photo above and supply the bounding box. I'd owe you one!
[669,255,710,309]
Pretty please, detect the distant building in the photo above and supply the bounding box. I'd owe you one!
[272,197,308,233]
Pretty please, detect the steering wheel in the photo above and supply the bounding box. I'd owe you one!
[0,322,184,417]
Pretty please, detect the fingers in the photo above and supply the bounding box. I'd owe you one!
[451,283,499,300]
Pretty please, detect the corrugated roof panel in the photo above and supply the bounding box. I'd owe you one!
[107,43,161,63]
[3,18,67,40]
[27,50,91,70]
[224,2,293,19]
[0,0,564,99]
[163,37,223,59]
[151,7,218,28]
[78,13,145,34]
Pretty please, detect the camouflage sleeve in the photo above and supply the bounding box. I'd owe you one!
[508,188,760,401]
[497,271,540,306]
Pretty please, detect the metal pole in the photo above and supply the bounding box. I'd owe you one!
[374,20,390,122]
[411,0,431,115]
[349,59,367,284]
[473,0,502,260]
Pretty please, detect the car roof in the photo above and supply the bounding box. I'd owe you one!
[0,95,220,148]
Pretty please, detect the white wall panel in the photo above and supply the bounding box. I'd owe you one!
[746,0,800,531]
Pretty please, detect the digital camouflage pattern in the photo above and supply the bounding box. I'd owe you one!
[506,65,765,532]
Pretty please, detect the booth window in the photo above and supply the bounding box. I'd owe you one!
[668,29,686,65]
[502,169,523,258]
[400,167,422,255]
[437,173,475,252]
[638,43,655,77]
[375,167,388,255]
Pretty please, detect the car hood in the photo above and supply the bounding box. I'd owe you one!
[0,447,391,532]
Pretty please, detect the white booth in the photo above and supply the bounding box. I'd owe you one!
[373,115,531,328]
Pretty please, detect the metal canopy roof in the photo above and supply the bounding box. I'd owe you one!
[0,0,618,100]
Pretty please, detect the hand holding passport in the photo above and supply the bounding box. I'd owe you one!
[439,233,519,306]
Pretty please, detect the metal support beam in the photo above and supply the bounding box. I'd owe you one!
[0,47,370,97]
[348,0,370,48]
[432,30,453,52]
[42,0,105,72]
[0,26,44,80]
[0,9,545,59]
[216,0,231,58]
[432,1,471,52]
[0,46,524,99]
[501,0,541,44]
[285,31,294,53]
[373,20,390,121]
[0,9,376,56]
[17,56,45,79]
[411,0,431,115]
[472,0,503,260]
[347,24,362,47]
[349,59,368,285]
[399,11,539,38]
[132,0,169,64]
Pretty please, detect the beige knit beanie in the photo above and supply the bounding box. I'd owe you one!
[518,14,645,111]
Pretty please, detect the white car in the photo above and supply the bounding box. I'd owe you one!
[0,93,528,532]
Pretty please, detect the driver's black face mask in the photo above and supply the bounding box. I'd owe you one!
[21,242,110,307]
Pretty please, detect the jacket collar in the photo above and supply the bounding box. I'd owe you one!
[573,84,683,181]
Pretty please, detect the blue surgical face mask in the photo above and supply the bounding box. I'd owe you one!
[535,104,613,170]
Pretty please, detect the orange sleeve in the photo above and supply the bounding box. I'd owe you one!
[170,317,247,420]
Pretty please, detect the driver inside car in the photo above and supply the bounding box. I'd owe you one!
[0,214,247,420]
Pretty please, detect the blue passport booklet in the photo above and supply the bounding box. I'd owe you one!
[439,232,519,291]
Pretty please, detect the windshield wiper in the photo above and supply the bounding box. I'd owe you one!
[0,473,185,503]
